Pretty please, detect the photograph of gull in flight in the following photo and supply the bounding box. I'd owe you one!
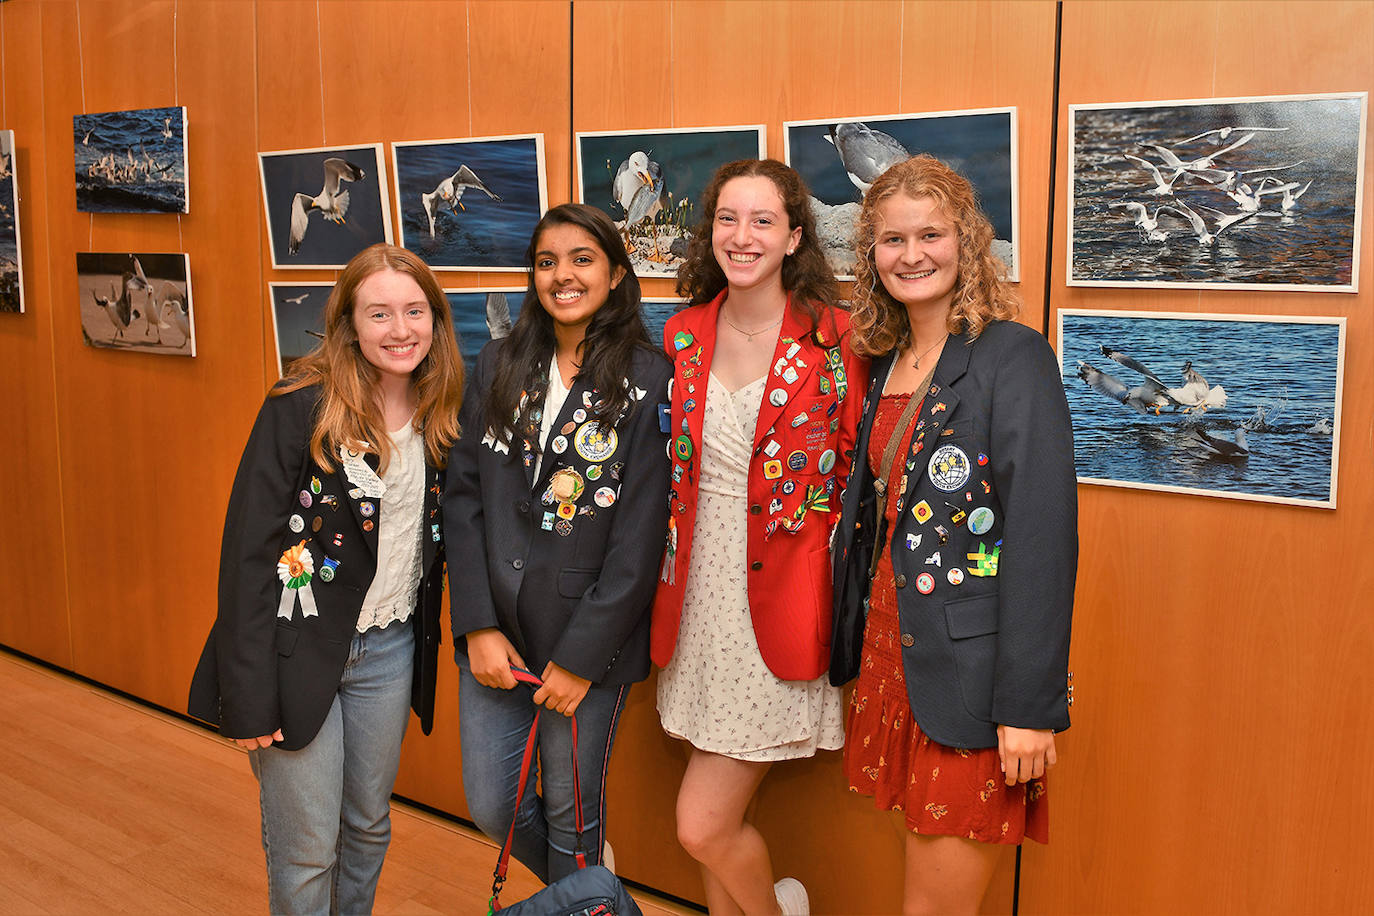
[259,144,392,269]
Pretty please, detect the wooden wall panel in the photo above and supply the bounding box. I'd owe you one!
[1031,2,1374,911]
[0,0,72,666]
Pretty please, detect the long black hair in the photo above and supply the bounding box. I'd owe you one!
[484,203,653,448]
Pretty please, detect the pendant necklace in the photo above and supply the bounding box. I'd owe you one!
[722,310,783,341]
[911,334,948,369]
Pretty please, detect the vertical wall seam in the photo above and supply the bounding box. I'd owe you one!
[173,0,182,251]
[465,2,474,138]
[568,0,574,200]
[315,0,326,145]
[1039,0,1063,343]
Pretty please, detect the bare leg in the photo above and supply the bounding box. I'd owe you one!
[675,749,779,915]
[903,832,1004,916]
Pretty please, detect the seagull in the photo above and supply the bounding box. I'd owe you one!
[1160,200,1256,245]
[158,287,191,342]
[129,255,153,293]
[1109,201,1169,241]
[485,292,513,340]
[161,116,173,139]
[82,129,93,145]
[1075,360,1178,415]
[289,158,366,255]
[613,151,654,214]
[1097,345,1219,413]
[1186,425,1249,460]
[93,282,132,340]
[613,151,665,255]
[1261,177,1313,213]
[283,292,311,305]
[1142,132,1255,177]
[625,159,667,260]
[825,122,909,194]
[1177,126,1287,144]
[1307,417,1333,435]
[0,150,9,180]
[1122,154,1182,196]
[420,165,501,238]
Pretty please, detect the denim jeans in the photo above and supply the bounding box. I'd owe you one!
[458,665,628,884]
[249,618,415,915]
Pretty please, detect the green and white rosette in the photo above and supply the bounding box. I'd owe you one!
[276,539,318,620]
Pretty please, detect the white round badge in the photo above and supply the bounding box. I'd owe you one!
[574,422,618,462]
[818,449,836,475]
[927,444,971,492]
[968,506,995,535]
[594,486,617,508]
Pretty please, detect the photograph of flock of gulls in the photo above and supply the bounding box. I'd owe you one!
[0,131,23,313]
[392,134,546,272]
[1059,309,1345,508]
[785,109,1018,280]
[77,253,195,357]
[577,126,766,279]
[258,144,393,269]
[1070,92,1366,291]
[73,106,189,214]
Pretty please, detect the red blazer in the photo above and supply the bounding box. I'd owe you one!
[651,292,868,680]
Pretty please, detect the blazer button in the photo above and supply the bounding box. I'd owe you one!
[895,574,907,588]
[749,504,761,515]
[900,633,914,647]
[512,558,524,570]
[750,560,763,571]
[518,499,530,514]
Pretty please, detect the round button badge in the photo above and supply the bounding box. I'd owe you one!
[915,572,936,594]
[947,568,965,586]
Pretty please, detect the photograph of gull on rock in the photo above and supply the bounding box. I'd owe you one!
[577,126,766,279]
[392,134,546,271]
[259,143,392,269]
[785,109,1018,280]
[1069,92,1367,291]
[1059,309,1345,508]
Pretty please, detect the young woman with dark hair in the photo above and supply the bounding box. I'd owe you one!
[445,203,672,884]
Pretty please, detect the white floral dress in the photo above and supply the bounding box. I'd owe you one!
[656,373,845,761]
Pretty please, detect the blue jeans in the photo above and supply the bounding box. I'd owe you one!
[458,665,628,884]
[249,619,415,915]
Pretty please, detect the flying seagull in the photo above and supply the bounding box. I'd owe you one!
[421,165,501,238]
[1076,360,1177,415]
[283,292,311,305]
[1099,346,1226,413]
[825,122,909,194]
[1109,201,1169,241]
[289,158,366,255]
[485,292,513,340]
[1161,200,1256,246]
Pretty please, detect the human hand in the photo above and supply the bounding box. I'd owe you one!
[466,628,526,689]
[235,729,283,750]
[997,724,1057,786]
[532,662,591,716]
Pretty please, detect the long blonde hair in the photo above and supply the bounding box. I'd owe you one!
[276,244,464,472]
[850,155,1019,357]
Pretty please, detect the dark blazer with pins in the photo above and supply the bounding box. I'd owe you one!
[188,385,445,751]
[444,340,672,685]
[831,320,1076,750]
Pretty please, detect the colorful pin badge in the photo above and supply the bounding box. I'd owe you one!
[791,412,808,428]
[310,476,322,495]
[782,366,799,384]
[318,556,339,582]
[769,388,789,407]
[924,551,942,567]
[769,497,783,514]
[781,479,796,495]
[557,502,576,520]
[555,519,574,537]
[359,501,376,517]
[912,500,933,524]
[288,513,305,533]
[947,567,964,586]
[818,449,836,475]
[947,504,967,525]
[541,512,555,531]
[573,408,587,424]
[787,450,808,472]
[551,435,568,454]
[683,398,696,413]
[785,341,802,360]
[934,524,949,544]
[561,420,577,436]
[968,507,994,535]
[916,572,936,595]
[819,376,832,395]
[431,523,440,542]
[674,435,694,461]
[299,490,312,508]
[362,519,375,532]
[594,486,617,508]
[927,444,972,492]
[977,452,989,466]
[575,422,618,462]
[320,494,339,509]
[763,459,783,480]
[764,440,781,457]
[673,330,694,350]
[966,540,1000,577]
[905,533,922,550]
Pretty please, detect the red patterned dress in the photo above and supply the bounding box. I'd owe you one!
[842,392,1047,844]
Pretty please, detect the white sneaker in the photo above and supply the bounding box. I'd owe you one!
[774,877,810,915]
[601,840,615,875]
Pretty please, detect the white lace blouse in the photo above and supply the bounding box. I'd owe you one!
[357,420,425,632]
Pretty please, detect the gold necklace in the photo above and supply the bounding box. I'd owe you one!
[910,334,948,369]
[721,310,783,341]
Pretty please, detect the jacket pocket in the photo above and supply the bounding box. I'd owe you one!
[944,593,997,720]
[557,567,599,599]
[806,544,834,647]
[275,624,298,657]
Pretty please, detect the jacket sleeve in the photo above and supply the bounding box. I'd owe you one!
[988,330,1077,731]
[443,345,503,640]
[213,387,314,739]
[550,359,672,681]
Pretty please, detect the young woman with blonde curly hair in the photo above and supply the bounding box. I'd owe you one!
[830,155,1076,914]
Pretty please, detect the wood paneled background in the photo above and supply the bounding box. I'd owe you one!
[1,1,1369,912]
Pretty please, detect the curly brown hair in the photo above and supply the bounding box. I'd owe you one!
[849,155,1018,357]
[676,158,839,328]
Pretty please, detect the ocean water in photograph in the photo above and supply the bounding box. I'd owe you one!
[74,107,187,213]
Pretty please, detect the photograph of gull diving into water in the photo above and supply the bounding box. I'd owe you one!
[1069,92,1367,291]
[785,109,1018,281]
[270,282,335,376]
[0,131,24,313]
[259,143,392,269]
[1058,309,1345,509]
[444,288,526,364]
[577,125,766,279]
[74,106,189,213]
[77,252,195,357]
[392,134,547,271]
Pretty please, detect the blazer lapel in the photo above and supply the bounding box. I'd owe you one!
[753,294,822,452]
[338,449,382,560]
[896,330,975,514]
[532,372,600,496]
[669,294,722,486]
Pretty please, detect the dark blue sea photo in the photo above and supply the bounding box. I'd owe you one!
[0,131,22,312]
[1060,311,1343,506]
[74,106,188,213]
[447,289,525,365]
[271,284,332,374]
[260,145,390,268]
[394,136,544,270]
[579,128,765,278]
[1070,94,1364,288]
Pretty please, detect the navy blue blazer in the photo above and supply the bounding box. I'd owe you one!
[444,341,672,685]
[188,385,445,751]
[831,321,1076,749]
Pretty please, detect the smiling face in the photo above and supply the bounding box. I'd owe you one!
[351,269,434,383]
[532,222,625,337]
[710,175,802,295]
[872,193,960,317]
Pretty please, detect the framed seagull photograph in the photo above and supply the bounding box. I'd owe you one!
[258,143,393,270]
[1068,91,1367,292]
[74,105,189,214]
[576,124,767,279]
[392,133,547,272]
[269,281,335,377]
[0,130,24,313]
[784,108,1019,281]
[77,252,195,357]
[1058,308,1346,509]
[444,287,526,365]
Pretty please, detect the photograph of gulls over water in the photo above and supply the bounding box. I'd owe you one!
[0,131,24,313]
[1059,309,1345,508]
[393,134,546,271]
[77,252,195,357]
[577,125,766,278]
[73,106,188,213]
[785,109,1018,280]
[1070,92,1367,291]
[259,144,392,269]
[269,282,334,376]
[443,288,525,364]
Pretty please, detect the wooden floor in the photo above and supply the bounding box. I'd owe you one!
[0,650,696,915]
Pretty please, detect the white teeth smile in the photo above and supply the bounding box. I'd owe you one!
[898,269,936,279]
[728,252,760,263]
[384,343,417,354]
[554,290,583,301]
